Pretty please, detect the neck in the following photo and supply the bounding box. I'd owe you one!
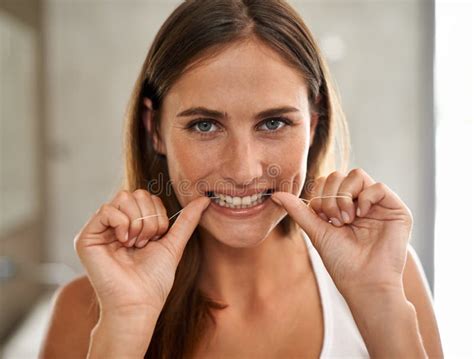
[197,225,309,312]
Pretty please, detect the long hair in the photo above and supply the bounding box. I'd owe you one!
[118,0,350,357]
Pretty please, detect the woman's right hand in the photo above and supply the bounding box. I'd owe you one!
[74,189,211,317]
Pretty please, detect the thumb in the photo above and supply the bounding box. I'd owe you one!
[271,191,330,251]
[161,196,211,261]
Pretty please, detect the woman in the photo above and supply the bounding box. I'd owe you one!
[40,0,443,358]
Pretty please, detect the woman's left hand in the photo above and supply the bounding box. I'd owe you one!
[271,168,413,299]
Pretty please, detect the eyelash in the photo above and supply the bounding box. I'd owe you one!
[185,117,294,137]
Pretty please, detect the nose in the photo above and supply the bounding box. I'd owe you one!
[220,137,263,187]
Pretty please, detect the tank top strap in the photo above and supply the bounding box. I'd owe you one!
[300,229,370,358]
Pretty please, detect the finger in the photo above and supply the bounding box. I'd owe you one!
[110,190,142,247]
[161,196,211,263]
[308,176,328,222]
[357,182,408,218]
[76,204,130,252]
[150,195,170,240]
[337,168,376,223]
[271,191,330,253]
[321,171,346,227]
[132,189,159,248]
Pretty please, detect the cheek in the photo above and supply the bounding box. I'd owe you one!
[268,134,309,193]
[167,136,217,184]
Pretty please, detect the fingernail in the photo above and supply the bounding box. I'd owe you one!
[124,232,129,242]
[356,207,361,217]
[341,211,350,223]
[128,237,137,247]
[318,212,329,221]
[330,217,342,226]
[271,196,282,206]
[136,239,148,248]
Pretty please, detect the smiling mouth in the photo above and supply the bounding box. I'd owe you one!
[205,189,275,209]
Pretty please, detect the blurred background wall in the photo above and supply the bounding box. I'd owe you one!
[0,0,45,346]
[1,0,471,357]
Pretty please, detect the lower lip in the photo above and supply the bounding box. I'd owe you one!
[209,195,272,219]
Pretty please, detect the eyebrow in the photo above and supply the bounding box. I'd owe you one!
[176,106,300,120]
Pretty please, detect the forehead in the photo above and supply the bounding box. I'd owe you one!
[162,39,309,116]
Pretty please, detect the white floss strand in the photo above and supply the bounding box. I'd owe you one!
[132,192,353,223]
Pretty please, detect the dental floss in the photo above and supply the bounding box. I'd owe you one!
[131,192,353,223]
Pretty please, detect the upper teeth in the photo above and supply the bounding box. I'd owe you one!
[213,191,266,206]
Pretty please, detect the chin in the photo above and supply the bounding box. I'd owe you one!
[199,213,282,248]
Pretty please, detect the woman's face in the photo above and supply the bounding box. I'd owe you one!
[156,39,318,247]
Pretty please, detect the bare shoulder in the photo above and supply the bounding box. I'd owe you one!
[39,275,100,359]
[402,244,444,358]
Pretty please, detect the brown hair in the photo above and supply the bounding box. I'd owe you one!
[119,0,349,357]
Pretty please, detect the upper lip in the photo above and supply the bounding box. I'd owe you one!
[208,188,274,197]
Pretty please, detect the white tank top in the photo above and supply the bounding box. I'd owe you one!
[300,229,370,358]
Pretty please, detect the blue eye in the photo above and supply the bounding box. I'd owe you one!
[260,117,290,131]
[188,119,219,134]
[196,121,215,132]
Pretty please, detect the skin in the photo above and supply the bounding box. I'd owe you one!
[39,37,443,358]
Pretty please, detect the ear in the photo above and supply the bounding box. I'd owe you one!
[309,94,321,146]
[142,97,166,155]
[309,110,318,146]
